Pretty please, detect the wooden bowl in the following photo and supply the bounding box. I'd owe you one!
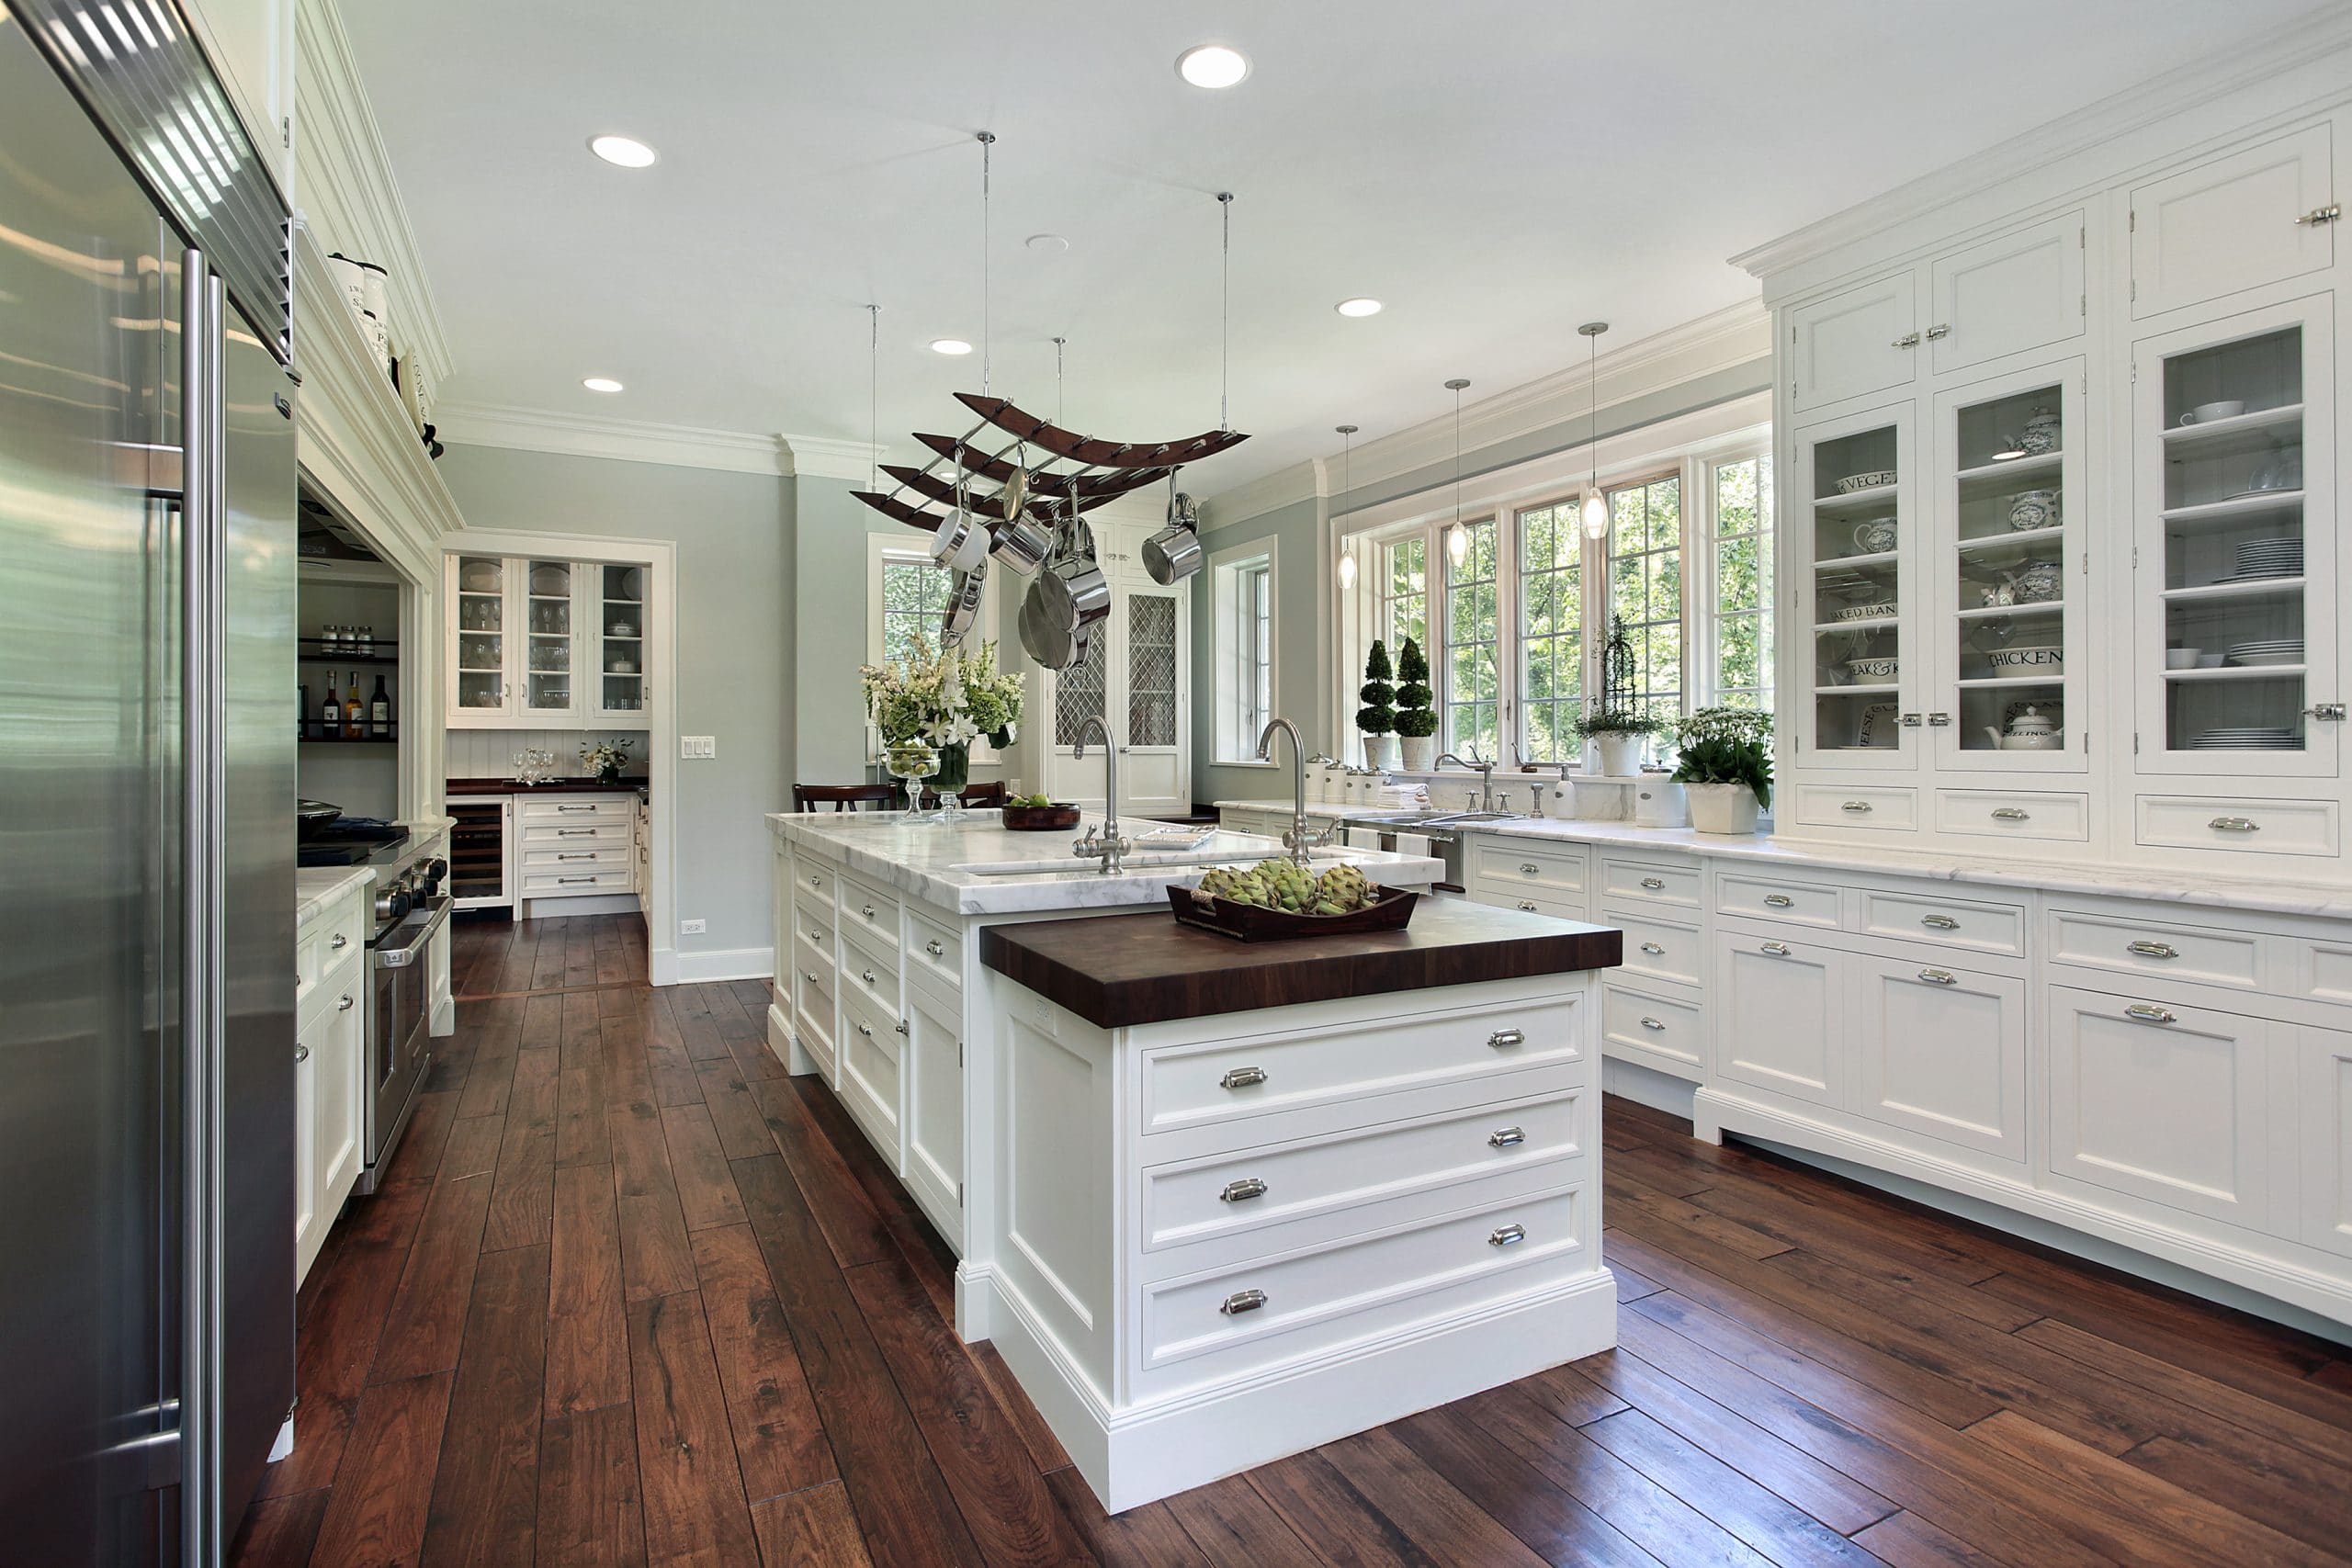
[1167,884,1419,942]
[1001,802,1081,831]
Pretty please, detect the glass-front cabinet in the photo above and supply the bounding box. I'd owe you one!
[598,563,648,719]
[1932,363,2086,771]
[446,551,654,729]
[453,554,510,717]
[2132,298,2338,778]
[522,558,575,718]
[1792,404,1915,769]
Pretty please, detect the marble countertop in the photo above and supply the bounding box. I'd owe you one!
[1210,797,2352,919]
[296,863,374,924]
[765,811,1444,917]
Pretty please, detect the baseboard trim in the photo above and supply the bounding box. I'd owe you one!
[985,1264,1617,1513]
[670,945,775,985]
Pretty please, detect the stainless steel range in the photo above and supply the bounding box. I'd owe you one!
[333,831,449,1194]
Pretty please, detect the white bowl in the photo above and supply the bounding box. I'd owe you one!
[1845,656,1899,682]
[1985,644,2063,676]
[1836,469,1897,495]
[2165,648,2201,670]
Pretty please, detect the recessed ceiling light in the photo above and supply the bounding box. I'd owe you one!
[931,338,973,355]
[1026,233,1070,254]
[582,376,624,393]
[588,134,658,168]
[1176,43,1250,89]
[1335,298,1383,318]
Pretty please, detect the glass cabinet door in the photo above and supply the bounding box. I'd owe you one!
[452,553,510,715]
[1794,406,1915,768]
[1933,363,2086,771]
[598,562,647,717]
[520,558,576,717]
[2134,299,2338,777]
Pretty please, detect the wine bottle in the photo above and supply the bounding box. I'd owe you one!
[370,674,391,738]
[344,672,364,739]
[320,671,340,736]
[298,681,308,738]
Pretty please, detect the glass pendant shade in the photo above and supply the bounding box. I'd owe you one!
[1446,524,1469,567]
[1337,546,1357,589]
[1582,491,1608,540]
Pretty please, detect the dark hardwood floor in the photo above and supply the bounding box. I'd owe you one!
[232,911,2352,1568]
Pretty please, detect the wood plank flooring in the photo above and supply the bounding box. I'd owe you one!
[233,911,2352,1568]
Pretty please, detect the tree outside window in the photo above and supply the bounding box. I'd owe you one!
[1712,456,1774,711]
[1517,501,1583,763]
[1606,475,1683,746]
[1442,520,1499,760]
[880,554,953,663]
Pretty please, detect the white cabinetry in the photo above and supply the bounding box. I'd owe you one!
[2300,1026,2352,1260]
[1788,272,1917,412]
[1713,930,1841,1107]
[447,553,651,728]
[2129,126,2335,320]
[1852,954,2025,1162]
[294,882,368,1284]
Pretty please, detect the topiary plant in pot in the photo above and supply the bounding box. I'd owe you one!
[1356,638,1398,770]
[1568,615,1659,776]
[1670,705,1773,834]
[1392,637,1437,770]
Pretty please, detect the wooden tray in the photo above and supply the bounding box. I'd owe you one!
[1001,802,1081,831]
[1167,884,1419,942]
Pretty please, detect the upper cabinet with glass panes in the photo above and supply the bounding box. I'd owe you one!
[1795,411,1911,769]
[444,552,654,730]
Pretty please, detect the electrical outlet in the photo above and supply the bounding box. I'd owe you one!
[679,919,707,935]
[681,735,716,759]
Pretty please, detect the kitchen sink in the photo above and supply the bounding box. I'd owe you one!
[950,846,1358,878]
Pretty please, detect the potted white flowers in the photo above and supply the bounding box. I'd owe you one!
[579,736,633,784]
[859,637,1025,812]
[1669,705,1773,835]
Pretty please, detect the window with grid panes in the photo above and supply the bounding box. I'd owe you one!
[1606,474,1683,741]
[1517,501,1583,763]
[1442,519,1499,761]
[880,552,954,663]
[1381,536,1428,652]
[1711,456,1773,710]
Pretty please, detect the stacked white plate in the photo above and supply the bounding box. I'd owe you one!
[2223,537,2303,581]
[2223,637,2304,667]
[2189,727,2301,749]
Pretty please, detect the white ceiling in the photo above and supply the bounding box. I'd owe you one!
[342,0,2314,495]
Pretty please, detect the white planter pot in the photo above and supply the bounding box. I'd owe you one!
[1363,735,1399,771]
[1686,782,1762,835]
[1593,733,1643,778]
[1397,734,1437,772]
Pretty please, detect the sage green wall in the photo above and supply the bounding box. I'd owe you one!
[437,444,793,966]
[794,475,894,787]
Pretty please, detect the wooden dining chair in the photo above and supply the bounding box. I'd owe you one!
[793,783,900,812]
[919,779,1009,809]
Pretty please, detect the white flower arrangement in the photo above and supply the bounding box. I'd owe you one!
[859,636,1024,750]
[579,736,634,777]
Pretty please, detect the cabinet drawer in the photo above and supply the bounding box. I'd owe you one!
[1715,872,1841,930]
[838,925,899,1016]
[795,900,834,960]
[1487,886,1585,920]
[907,908,963,991]
[792,961,836,1080]
[519,821,628,847]
[1141,1089,1586,1255]
[1860,889,2026,958]
[521,844,628,871]
[1934,788,2090,842]
[295,893,366,1015]
[1140,1182,1586,1375]
[1598,857,1702,909]
[2298,938,2352,1006]
[837,984,903,1151]
[1469,840,1588,898]
[1600,984,1704,1078]
[2046,908,2261,992]
[794,858,838,907]
[516,795,632,823]
[1790,784,1917,832]
[1605,908,1703,987]
[299,951,365,1038]
[2135,795,2338,859]
[520,866,631,897]
[837,872,902,953]
[1142,997,1582,1140]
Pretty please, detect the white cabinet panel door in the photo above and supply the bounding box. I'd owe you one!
[2131,125,2334,320]
[1713,931,1840,1108]
[1853,956,2026,1163]
[904,979,966,1246]
[1788,271,1917,412]
[2046,986,2271,1230]
[2299,1026,2352,1261]
[1927,212,2086,376]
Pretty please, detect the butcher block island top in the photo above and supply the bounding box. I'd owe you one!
[982,897,1623,1028]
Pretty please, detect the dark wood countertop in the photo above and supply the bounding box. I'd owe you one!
[446,776,650,797]
[980,898,1622,1030]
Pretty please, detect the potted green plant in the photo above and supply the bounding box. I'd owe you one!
[1569,615,1657,777]
[1357,638,1398,770]
[1670,705,1773,834]
[1392,637,1438,770]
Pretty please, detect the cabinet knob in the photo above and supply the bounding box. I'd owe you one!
[1516,899,1539,912]
[860,968,876,985]
[895,1020,909,1036]
[1920,914,1961,931]
[1220,1289,1268,1315]
[1917,968,1957,986]
[854,1021,874,1038]
[925,940,945,957]
[1487,1028,1525,1050]
[1520,863,1541,875]
[336,994,355,1011]
[294,1043,310,1063]
[1640,877,1665,890]
[2208,817,2259,833]
[1487,1126,1526,1148]
[860,904,876,918]
[1219,1066,1267,1089]
[1487,1224,1528,1247]
[329,932,349,950]
[1639,941,1666,955]
[808,874,821,887]
[802,972,819,986]
[1218,1178,1269,1203]
[2126,940,2178,960]
[2125,1003,2177,1025]
[1761,941,1792,956]
[1763,893,1794,908]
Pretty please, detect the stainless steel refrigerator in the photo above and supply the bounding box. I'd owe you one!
[0,4,299,1562]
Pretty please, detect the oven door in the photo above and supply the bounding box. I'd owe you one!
[359,896,449,1191]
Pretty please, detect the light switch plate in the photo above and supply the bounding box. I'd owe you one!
[681,735,716,759]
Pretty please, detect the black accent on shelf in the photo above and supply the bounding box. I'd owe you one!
[299,722,399,743]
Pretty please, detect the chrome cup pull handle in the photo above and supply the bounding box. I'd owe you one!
[1218,1178,1268,1203]
[2125,1003,2177,1025]
[1516,899,1539,912]
[1920,915,1960,931]
[1841,800,1873,813]
[1219,1066,1266,1089]
[1761,941,1792,956]
[2209,817,2259,833]
[1990,807,2030,821]
[1639,876,1665,890]
[1487,1127,1526,1148]
[1639,941,1666,955]
[1917,968,1957,986]
[925,939,945,957]
[1520,863,1541,874]
[1487,1028,1525,1049]
[1487,1224,1527,1247]
[2126,940,2178,959]
[1640,1015,1667,1031]
[1763,893,1794,908]
[1219,1289,1267,1315]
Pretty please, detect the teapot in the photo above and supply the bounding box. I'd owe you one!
[2001,560,2064,604]
[1984,705,2062,750]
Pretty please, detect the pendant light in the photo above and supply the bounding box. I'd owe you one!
[1578,321,1610,540]
[977,131,996,396]
[1335,423,1360,590]
[1216,192,1235,433]
[1443,378,1471,568]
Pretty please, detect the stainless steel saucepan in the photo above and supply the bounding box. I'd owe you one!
[1142,481,1204,585]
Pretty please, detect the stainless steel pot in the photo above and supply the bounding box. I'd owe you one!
[943,561,987,645]
[991,515,1050,574]
[1143,488,1204,585]
[1019,585,1077,669]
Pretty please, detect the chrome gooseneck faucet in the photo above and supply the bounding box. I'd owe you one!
[1433,750,1498,811]
[1256,716,1324,866]
[1070,716,1132,874]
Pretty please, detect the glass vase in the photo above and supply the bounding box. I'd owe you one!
[933,742,970,815]
[885,742,939,819]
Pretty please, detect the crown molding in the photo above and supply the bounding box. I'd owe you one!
[1204,298,1769,529]
[433,401,791,475]
[291,0,454,389]
[783,434,889,482]
[1729,5,2352,282]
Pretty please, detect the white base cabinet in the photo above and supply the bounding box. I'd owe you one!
[294,883,368,1284]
